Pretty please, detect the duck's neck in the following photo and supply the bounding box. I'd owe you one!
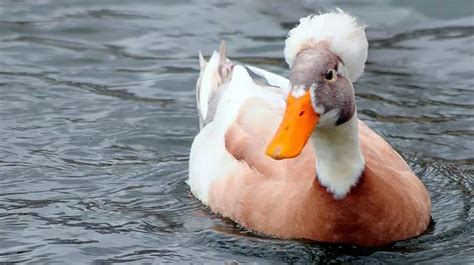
[309,114,365,199]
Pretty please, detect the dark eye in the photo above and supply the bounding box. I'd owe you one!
[325,70,336,81]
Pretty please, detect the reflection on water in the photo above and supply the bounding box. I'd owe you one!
[0,0,472,263]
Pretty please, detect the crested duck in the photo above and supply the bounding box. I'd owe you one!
[188,10,431,247]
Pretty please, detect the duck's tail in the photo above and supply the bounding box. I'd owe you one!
[196,41,235,129]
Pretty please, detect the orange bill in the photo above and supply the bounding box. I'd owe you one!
[266,90,319,160]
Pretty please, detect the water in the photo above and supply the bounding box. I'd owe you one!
[0,0,472,263]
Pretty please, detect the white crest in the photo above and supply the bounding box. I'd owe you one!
[284,9,368,82]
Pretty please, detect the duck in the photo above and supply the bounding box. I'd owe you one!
[188,10,431,247]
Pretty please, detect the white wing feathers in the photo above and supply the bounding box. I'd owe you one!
[195,41,289,130]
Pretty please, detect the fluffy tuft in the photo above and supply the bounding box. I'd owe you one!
[284,9,368,82]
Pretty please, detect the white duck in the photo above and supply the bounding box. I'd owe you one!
[188,10,431,247]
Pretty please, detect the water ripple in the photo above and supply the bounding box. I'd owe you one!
[0,0,472,263]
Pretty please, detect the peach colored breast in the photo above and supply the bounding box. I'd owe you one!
[208,98,431,246]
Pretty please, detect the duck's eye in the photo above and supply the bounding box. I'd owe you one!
[325,70,336,81]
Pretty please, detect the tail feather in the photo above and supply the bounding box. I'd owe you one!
[198,50,207,70]
[218,40,226,68]
[196,40,235,129]
[218,40,234,83]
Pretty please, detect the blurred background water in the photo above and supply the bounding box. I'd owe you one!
[0,0,473,263]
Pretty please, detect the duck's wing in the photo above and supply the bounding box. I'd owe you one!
[188,58,286,204]
[196,42,290,130]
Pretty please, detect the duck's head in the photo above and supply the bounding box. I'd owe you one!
[266,10,368,160]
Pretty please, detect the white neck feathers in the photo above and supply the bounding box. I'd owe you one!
[310,114,365,199]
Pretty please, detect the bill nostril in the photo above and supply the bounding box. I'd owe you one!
[299,111,305,116]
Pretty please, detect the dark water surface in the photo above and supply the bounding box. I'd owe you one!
[1,0,473,263]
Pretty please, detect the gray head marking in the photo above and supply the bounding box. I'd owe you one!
[290,46,356,127]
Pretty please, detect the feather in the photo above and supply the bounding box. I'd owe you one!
[284,9,368,82]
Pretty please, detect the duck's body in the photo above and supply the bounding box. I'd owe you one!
[189,10,431,247]
[211,102,430,246]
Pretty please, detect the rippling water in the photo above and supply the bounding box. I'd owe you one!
[0,0,473,263]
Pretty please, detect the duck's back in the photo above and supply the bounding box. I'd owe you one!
[208,98,431,246]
